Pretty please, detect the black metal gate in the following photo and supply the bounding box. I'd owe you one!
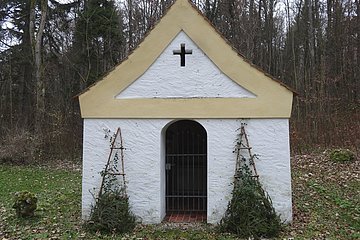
[165,120,207,213]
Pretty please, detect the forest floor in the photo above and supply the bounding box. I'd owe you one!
[0,150,359,239]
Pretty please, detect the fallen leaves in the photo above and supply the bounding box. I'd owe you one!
[283,149,360,239]
[0,150,359,239]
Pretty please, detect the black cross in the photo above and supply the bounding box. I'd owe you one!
[173,43,192,67]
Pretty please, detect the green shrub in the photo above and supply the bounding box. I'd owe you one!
[85,130,136,234]
[219,166,282,239]
[330,149,355,163]
[12,191,37,217]
[85,188,136,234]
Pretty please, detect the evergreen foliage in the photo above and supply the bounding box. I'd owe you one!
[330,149,355,163]
[85,188,135,234]
[73,0,125,87]
[85,132,135,234]
[219,165,282,239]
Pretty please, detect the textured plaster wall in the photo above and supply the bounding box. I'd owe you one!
[83,26,291,225]
[116,31,255,99]
[82,119,169,223]
[82,118,292,224]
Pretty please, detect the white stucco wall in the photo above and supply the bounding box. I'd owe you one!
[116,31,256,99]
[82,118,292,224]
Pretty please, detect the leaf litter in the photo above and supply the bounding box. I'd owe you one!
[0,150,359,239]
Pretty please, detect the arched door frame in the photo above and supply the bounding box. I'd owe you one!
[162,120,207,216]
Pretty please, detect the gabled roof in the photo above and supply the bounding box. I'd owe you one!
[79,0,293,119]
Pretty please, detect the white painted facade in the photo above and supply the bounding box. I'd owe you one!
[82,118,292,224]
[116,32,256,99]
[81,28,293,224]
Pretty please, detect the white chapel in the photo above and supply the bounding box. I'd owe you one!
[79,0,294,224]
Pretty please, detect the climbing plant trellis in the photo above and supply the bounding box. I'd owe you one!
[98,127,127,197]
[86,127,136,233]
[234,123,259,180]
[220,123,282,238]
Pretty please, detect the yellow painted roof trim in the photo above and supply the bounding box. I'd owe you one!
[79,0,293,119]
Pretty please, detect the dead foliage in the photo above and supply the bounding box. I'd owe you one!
[283,150,360,238]
[0,128,43,164]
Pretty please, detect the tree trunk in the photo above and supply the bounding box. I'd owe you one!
[128,0,133,52]
[34,0,48,133]
[17,0,35,127]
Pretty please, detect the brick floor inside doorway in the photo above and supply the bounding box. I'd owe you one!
[164,212,207,222]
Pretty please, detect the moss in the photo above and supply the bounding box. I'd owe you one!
[12,191,37,217]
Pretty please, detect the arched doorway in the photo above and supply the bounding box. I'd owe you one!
[165,120,207,215]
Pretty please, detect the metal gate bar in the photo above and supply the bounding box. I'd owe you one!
[165,120,207,214]
[166,154,207,212]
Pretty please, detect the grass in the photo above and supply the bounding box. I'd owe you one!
[0,151,359,239]
[0,165,83,239]
[0,165,236,239]
[285,152,360,239]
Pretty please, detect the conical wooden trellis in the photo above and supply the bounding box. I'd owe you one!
[98,127,127,197]
[234,123,259,179]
